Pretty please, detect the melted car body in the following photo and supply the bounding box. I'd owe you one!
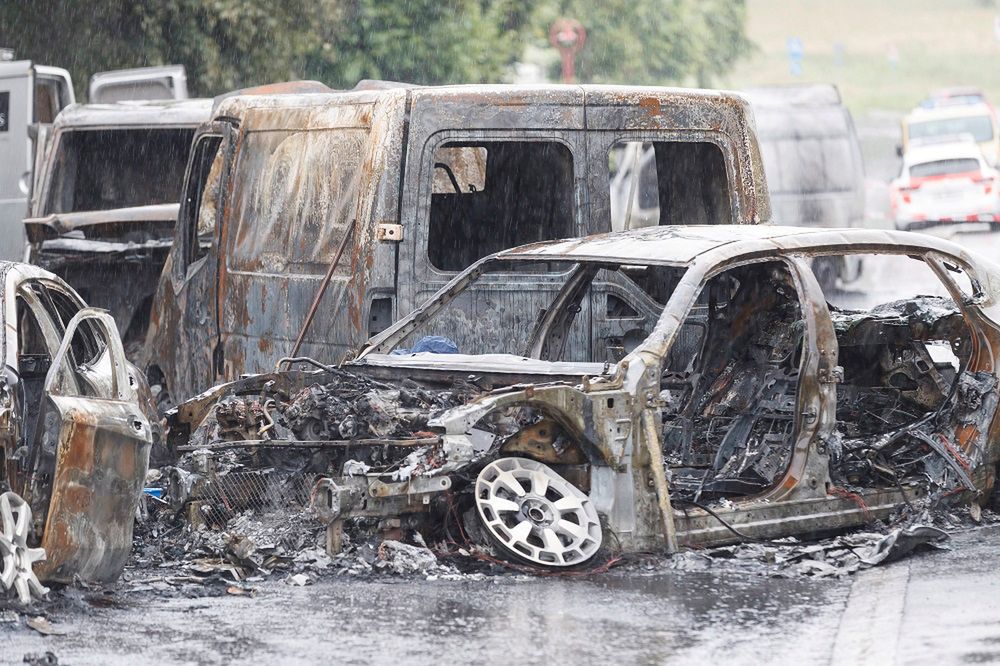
[165,226,1000,566]
[0,262,155,586]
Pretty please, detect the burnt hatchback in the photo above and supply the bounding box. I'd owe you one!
[167,225,1000,568]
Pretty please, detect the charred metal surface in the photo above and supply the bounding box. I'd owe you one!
[0,265,155,586]
[26,99,211,353]
[33,399,150,583]
[141,83,771,404]
[26,204,178,350]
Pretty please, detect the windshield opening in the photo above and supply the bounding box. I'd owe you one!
[382,258,685,364]
[45,127,194,214]
[909,115,995,143]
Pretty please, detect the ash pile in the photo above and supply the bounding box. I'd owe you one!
[133,370,484,591]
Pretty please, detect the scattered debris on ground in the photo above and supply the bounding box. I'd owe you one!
[629,505,1000,578]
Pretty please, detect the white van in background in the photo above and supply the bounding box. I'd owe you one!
[742,84,866,231]
[0,54,74,260]
[89,65,189,104]
[0,58,192,261]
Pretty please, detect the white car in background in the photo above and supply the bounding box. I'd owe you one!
[891,139,1000,230]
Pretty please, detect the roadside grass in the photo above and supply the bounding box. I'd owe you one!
[720,0,1000,114]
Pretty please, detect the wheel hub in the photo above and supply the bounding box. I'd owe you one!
[475,457,602,567]
[521,498,554,526]
[0,491,49,605]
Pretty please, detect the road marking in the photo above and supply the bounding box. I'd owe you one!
[830,562,911,666]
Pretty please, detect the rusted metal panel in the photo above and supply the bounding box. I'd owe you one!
[144,83,775,404]
[34,399,150,583]
[0,266,155,588]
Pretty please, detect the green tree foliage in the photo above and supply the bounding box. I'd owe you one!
[311,0,536,86]
[1,0,327,98]
[539,0,751,86]
[1,0,749,98]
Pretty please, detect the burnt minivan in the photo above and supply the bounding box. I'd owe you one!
[142,82,772,404]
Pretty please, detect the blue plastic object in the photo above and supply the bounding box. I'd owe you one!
[390,335,459,356]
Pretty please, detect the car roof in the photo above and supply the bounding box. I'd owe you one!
[496,224,992,269]
[53,98,213,129]
[904,141,986,166]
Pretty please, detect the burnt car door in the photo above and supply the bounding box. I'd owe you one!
[23,308,152,583]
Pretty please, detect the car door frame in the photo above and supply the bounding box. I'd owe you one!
[28,308,152,583]
[162,120,236,400]
[651,253,838,504]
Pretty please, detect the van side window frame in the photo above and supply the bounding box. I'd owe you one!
[592,130,741,233]
[416,130,583,279]
[173,121,233,283]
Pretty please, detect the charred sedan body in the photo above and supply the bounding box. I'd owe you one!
[23,99,212,352]
[167,226,1000,568]
[0,263,154,602]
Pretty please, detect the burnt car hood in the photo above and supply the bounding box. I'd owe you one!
[24,203,179,245]
[164,355,607,455]
[353,353,605,382]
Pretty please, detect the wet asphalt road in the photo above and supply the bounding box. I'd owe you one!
[7,131,1000,665]
[4,524,1000,665]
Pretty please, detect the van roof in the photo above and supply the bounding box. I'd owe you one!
[906,102,996,122]
[211,82,751,123]
[53,98,213,129]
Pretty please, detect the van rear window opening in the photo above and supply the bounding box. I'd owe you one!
[609,140,732,231]
[909,158,982,179]
[428,141,575,271]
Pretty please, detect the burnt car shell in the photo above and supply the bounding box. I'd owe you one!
[165,226,1000,564]
[0,262,155,584]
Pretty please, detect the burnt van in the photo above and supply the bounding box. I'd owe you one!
[141,82,772,403]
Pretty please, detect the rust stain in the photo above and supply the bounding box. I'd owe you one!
[58,418,96,475]
[639,97,662,116]
[258,336,273,354]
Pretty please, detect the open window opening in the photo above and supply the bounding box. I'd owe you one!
[15,293,53,459]
[661,261,804,501]
[815,253,991,491]
[427,141,575,272]
[609,140,732,231]
[181,134,223,269]
[46,128,195,214]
